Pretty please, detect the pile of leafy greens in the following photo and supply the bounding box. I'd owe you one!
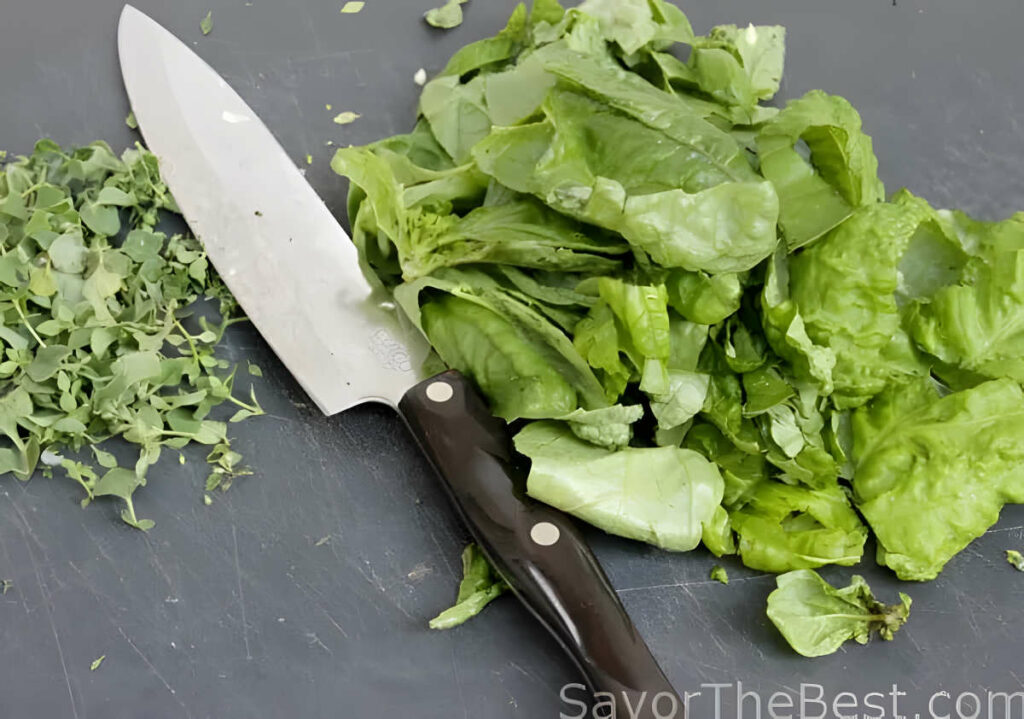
[334,0,1023,648]
[0,140,263,529]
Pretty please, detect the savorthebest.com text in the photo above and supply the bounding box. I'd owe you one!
[560,681,1024,719]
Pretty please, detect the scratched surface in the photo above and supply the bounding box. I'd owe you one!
[2,1,1024,718]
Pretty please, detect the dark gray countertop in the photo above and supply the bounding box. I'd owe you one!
[2,1,1024,718]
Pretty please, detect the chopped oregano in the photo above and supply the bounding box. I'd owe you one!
[0,140,263,530]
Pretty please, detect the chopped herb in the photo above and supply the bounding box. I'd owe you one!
[340,1,364,13]
[0,140,264,530]
[332,112,360,125]
[125,111,137,129]
[1008,550,1024,571]
[325,104,333,111]
[203,494,212,506]
[767,570,911,657]
[305,154,313,165]
[314,535,331,546]
[710,566,729,584]
[200,11,213,35]
[425,0,467,29]
[254,210,263,216]
[90,655,105,671]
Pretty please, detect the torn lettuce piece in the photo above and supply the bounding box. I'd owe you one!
[395,268,607,420]
[666,270,742,325]
[572,0,693,56]
[1008,550,1024,572]
[770,195,943,407]
[688,24,785,120]
[430,544,508,630]
[424,0,467,29]
[905,212,1024,387]
[439,3,529,77]
[853,378,1024,581]
[514,421,724,552]
[472,87,779,274]
[767,570,911,658]
[730,481,867,573]
[757,90,884,249]
[650,371,709,431]
[710,565,729,584]
[558,404,643,450]
[573,277,673,398]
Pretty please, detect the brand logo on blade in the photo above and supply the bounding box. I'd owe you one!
[369,329,412,372]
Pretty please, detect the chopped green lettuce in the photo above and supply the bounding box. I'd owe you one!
[767,570,911,657]
[853,378,1024,580]
[514,421,725,551]
[430,544,508,629]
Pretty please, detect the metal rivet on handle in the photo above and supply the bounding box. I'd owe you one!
[425,381,454,403]
[530,521,560,547]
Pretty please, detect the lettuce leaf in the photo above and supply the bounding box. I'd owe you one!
[757,90,885,249]
[730,481,867,572]
[514,420,724,551]
[767,570,911,657]
[853,378,1024,580]
[905,212,1024,386]
[473,87,779,273]
[768,196,939,407]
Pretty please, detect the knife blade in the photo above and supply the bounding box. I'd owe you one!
[118,7,681,716]
[117,5,429,415]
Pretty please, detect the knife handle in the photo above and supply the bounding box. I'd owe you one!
[399,370,683,719]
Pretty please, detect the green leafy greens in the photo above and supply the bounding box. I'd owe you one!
[0,141,263,530]
[332,0,1024,649]
[767,569,911,657]
[430,543,508,629]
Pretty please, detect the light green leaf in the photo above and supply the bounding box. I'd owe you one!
[767,570,911,657]
[515,421,724,551]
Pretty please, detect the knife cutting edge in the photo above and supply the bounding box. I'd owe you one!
[117,6,682,716]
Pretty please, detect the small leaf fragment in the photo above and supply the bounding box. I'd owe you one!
[1008,550,1024,572]
[425,0,466,29]
[710,565,729,584]
[429,544,507,630]
[125,111,138,129]
[340,1,364,13]
[332,111,361,125]
[200,11,213,35]
[90,655,105,671]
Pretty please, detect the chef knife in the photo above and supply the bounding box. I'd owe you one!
[117,7,682,716]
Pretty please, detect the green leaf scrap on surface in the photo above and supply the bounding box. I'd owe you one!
[1008,550,1024,572]
[90,655,105,671]
[332,112,360,126]
[710,565,729,584]
[767,570,911,657]
[340,1,365,13]
[125,112,137,130]
[425,0,467,29]
[200,11,213,35]
[331,0,1024,628]
[429,544,507,629]
[0,140,264,530]
[1,579,10,595]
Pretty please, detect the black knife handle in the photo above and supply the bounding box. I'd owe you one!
[399,370,682,718]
